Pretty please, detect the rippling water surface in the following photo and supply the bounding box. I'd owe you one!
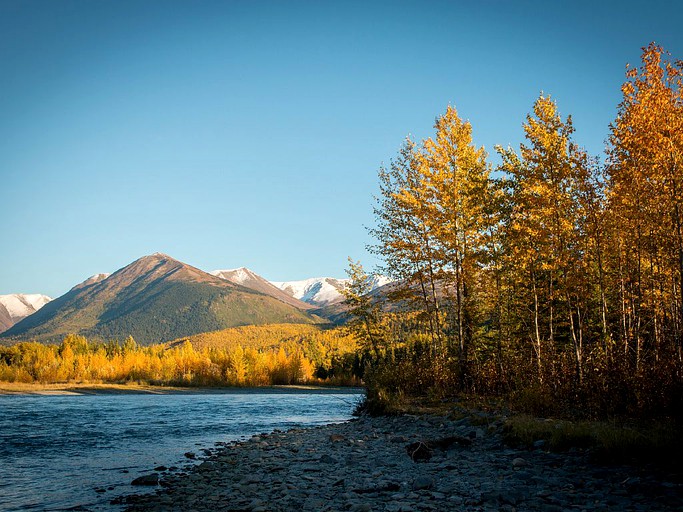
[0,389,362,511]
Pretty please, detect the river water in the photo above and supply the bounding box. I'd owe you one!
[0,388,362,511]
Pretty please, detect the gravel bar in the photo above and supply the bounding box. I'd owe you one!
[122,413,683,511]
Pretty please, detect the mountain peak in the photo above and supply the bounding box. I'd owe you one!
[138,252,174,262]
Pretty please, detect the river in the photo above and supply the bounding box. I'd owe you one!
[0,388,362,511]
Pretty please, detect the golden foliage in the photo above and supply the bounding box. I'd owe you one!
[364,43,683,420]
[0,326,361,387]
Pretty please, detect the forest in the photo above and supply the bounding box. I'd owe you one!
[0,325,361,387]
[347,43,683,420]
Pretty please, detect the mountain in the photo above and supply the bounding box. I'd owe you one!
[210,268,315,311]
[0,294,52,333]
[272,277,348,306]
[272,275,393,307]
[1,253,320,345]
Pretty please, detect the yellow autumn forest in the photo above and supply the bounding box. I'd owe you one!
[0,324,361,387]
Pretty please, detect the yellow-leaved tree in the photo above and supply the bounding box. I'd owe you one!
[608,43,683,368]
[499,94,596,383]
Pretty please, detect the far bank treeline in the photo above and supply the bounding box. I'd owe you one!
[349,43,683,419]
[0,325,362,387]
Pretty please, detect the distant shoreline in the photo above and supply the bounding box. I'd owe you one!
[0,382,365,396]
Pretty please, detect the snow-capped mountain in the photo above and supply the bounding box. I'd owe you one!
[211,267,260,286]
[271,277,348,306]
[367,275,393,291]
[210,268,315,310]
[272,275,394,307]
[0,294,52,333]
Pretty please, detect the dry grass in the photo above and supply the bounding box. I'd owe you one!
[503,414,683,466]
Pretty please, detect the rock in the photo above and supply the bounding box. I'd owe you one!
[319,454,337,464]
[512,457,529,467]
[412,476,435,490]
[533,439,546,450]
[329,434,346,442]
[184,452,196,459]
[153,465,167,471]
[131,473,159,486]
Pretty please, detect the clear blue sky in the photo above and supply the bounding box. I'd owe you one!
[1,0,681,297]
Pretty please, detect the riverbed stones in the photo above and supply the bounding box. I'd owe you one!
[123,413,683,512]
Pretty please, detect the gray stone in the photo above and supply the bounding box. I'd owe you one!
[412,476,435,491]
[512,457,529,467]
[131,473,159,486]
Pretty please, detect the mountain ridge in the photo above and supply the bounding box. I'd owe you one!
[210,268,316,311]
[2,254,320,345]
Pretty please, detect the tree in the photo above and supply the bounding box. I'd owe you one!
[608,42,683,367]
[420,105,493,378]
[500,93,595,383]
[369,139,445,348]
[342,258,385,358]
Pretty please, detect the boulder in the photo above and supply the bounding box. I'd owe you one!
[131,473,159,486]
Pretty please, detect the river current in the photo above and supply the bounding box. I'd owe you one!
[0,388,362,511]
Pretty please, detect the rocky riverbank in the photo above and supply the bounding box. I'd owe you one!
[122,412,683,511]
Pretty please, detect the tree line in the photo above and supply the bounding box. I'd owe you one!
[350,43,683,419]
[0,325,362,387]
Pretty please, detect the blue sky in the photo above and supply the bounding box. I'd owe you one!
[1,0,681,297]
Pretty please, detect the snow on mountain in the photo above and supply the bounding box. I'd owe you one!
[0,293,52,333]
[272,274,393,307]
[271,277,347,306]
[210,268,257,286]
[368,275,393,290]
[70,273,112,292]
[272,277,362,306]
[210,268,316,310]
[82,273,111,286]
[0,294,52,322]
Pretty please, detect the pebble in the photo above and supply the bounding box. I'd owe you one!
[122,413,683,511]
